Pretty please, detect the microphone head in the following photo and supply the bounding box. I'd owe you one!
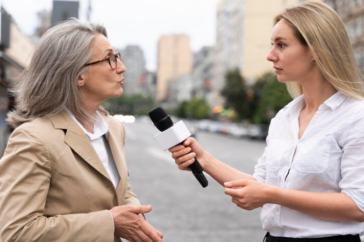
[149,107,174,131]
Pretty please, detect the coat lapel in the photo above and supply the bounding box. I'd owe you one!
[105,116,128,204]
[49,111,112,183]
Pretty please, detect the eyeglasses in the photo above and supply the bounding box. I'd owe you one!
[84,52,121,70]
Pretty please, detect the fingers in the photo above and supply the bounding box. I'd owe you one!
[155,229,164,238]
[171,146,193,160]
[224,179,249,188]
[174,151,196,165]
[129,205,153,215]
[224,187,243,197]
[138,220,164,242]
[169,144,185,153]
[177,158,194,170]
[183,137,194,146]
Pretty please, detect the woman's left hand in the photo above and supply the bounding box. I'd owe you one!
[224,179,273,211]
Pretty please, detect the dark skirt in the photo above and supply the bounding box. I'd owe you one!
[264,232,361,242]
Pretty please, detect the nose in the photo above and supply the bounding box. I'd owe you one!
[266,48,277,62]
[116,59,126,74]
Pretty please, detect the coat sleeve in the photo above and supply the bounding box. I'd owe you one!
[0,128,115,242]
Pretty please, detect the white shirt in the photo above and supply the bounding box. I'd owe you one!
[253,92,364,238]
[64,109,120,189]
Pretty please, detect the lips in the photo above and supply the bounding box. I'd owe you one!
[273,66,283,71]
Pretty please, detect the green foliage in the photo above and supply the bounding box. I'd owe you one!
[219,70,292,124]
[173,98,210,120]
[103,94,155,115]
[173,101,188,117]
[252,73,292,124]
[220,68,251,121]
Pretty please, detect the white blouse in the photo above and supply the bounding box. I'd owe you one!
[64,109,120,189]
[253,92,364,238]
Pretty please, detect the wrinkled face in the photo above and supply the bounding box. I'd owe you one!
[267,19,315,83]
[78,34,126,104]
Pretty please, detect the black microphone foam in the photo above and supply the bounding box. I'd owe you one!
[149,107,174,132]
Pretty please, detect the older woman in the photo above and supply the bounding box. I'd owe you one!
[0,19,163,242]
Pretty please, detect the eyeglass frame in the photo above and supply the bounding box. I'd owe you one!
[83,52,121,70]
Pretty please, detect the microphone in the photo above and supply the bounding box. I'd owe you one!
[149,107,208,188]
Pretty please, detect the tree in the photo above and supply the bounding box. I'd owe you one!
[220,68,250,121]
[103,94,155,115]
[173,98,210,120]
[252,72,292,124]
[186,98,210,119]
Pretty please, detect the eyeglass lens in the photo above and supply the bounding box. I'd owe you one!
[110,53,121,69]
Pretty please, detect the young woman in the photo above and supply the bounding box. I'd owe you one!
[170,2,364,241]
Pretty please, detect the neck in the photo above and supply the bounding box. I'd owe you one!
[79,120,95,133]
[301,77,337,113]
[79,101,100,134]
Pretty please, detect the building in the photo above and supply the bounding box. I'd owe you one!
[167,74,193,109]
[51,0,79,26]
[35,10,51,37]
[212,0,299,108]
[138,71,156,96]
[156,35,193,101]
[324,0,364,71]
[191,47,215,103]
[0,8,35,156]
[119,45,147,95]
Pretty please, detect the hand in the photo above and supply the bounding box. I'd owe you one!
[110,205,163,242]
[224,179,273,211]
[169,137,205,171]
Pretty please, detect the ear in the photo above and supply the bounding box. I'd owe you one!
[78,74,86,87]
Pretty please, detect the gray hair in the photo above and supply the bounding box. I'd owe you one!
[7,18,108,128]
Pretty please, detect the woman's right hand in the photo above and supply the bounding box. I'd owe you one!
[169,137,205,171]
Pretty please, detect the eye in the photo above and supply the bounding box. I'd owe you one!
[278,43,286,49]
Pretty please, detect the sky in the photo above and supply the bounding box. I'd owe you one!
[1,0,221,71]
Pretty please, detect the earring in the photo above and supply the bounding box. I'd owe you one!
[312,60,316,64]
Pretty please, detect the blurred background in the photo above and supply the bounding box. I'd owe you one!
[0,0,362,241]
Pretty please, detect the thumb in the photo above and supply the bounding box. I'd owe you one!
[130,205,152,214]
[224,179,248,188]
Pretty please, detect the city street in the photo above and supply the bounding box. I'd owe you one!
[123,119,267,242]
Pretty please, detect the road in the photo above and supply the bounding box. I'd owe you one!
[123,119,267,242]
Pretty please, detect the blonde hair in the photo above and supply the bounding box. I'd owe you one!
[7,18,108,128]
[275,1,364,99]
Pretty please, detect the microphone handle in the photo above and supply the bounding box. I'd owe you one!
[189,159,208,188]
[180,141,208,188]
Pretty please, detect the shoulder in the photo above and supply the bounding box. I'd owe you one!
[340,97,364,131]
[11,117,63,147]
[102,113,125,130]
[270,96,301,124]
[102,114,126,141]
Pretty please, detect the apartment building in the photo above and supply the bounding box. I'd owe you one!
[212,0,299,108]
[156,35,192,101]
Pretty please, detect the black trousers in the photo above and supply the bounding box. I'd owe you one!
[264,233,361,242]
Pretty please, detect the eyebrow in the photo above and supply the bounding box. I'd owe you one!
[103,48,114,54]
[272,37,287,42]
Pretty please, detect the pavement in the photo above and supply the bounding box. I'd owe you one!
[123,120,266,242]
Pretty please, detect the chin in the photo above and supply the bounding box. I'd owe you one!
[277,76,287,83]
[115,88,124,97]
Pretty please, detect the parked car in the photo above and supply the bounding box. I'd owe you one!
[228,123,248,138]
[248,124,268,140]
[197,119,211,131]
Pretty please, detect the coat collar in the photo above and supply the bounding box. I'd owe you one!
[48,110,127,193]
